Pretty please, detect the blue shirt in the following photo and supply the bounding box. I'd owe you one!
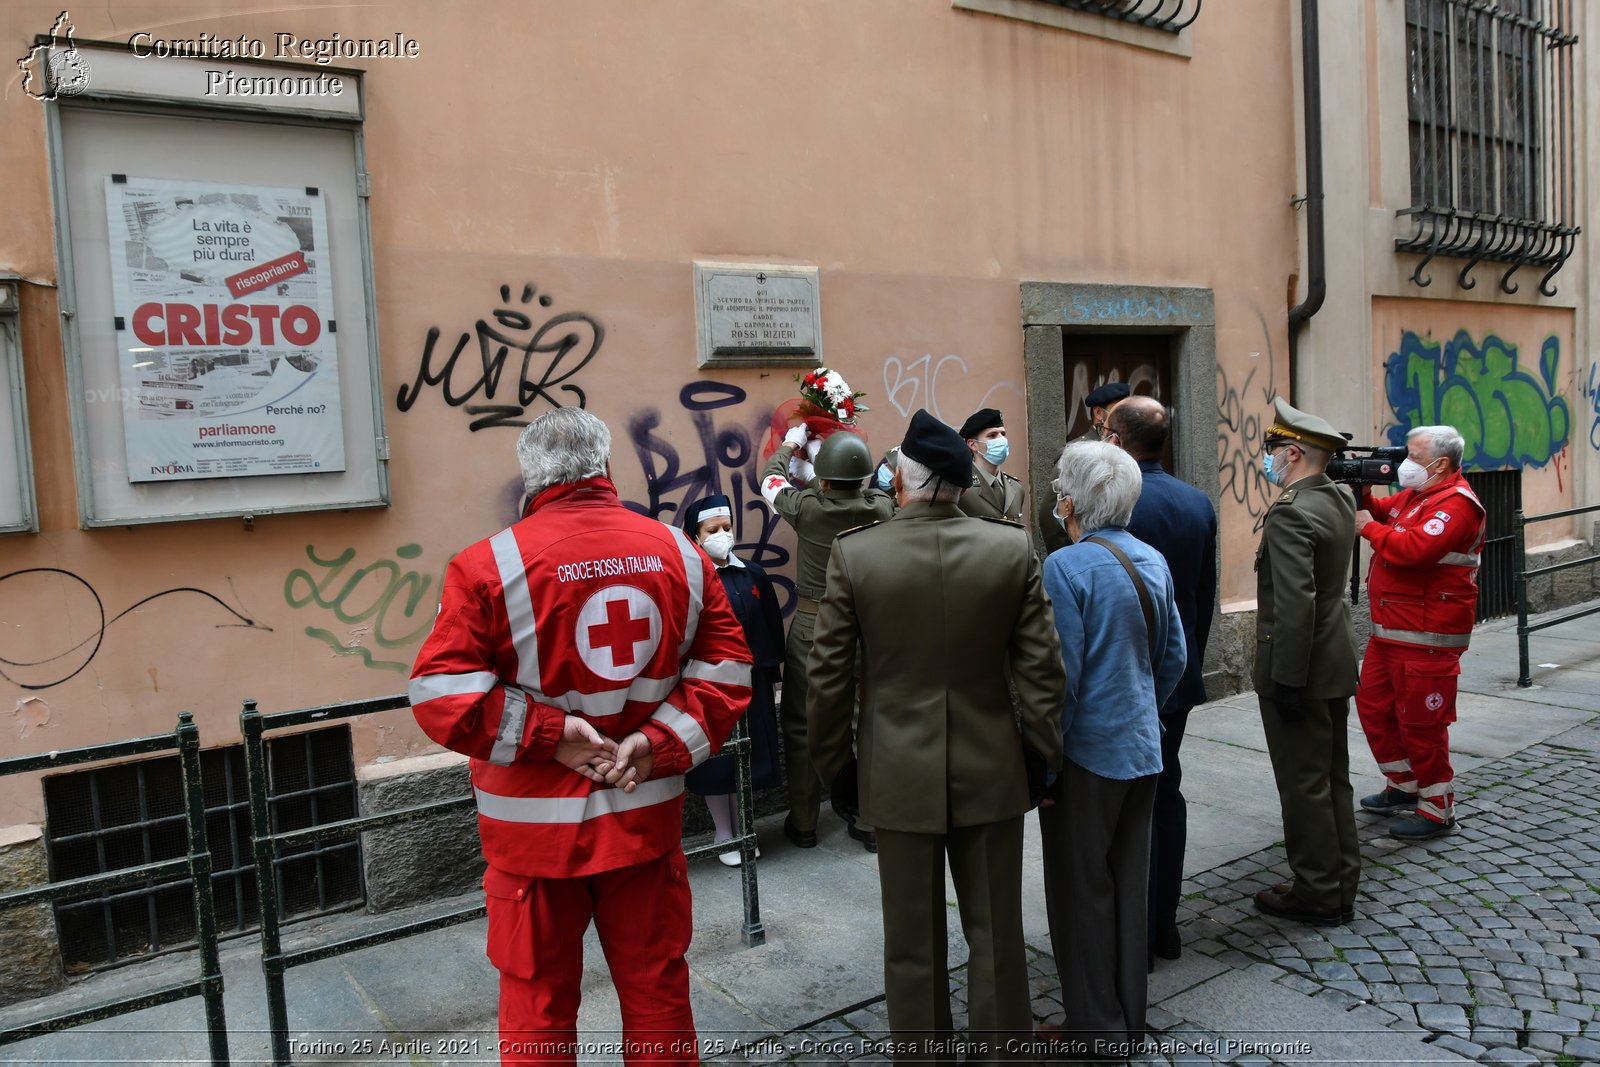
[1043,527,1188,780]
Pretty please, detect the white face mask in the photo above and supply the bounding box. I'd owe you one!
[1397,457,1433,490]
[701,530,735,561]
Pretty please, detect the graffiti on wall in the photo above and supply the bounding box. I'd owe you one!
[396,282,604,431]
[621,381,796,613]
[1385,330,1570,470]
[1217,310,1278,528]
[1584,361,1600,454]
[283,544,446,672]
[882,353,1021,423]
[0,569,271,691]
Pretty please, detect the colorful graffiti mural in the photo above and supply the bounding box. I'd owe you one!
[1385,330,1570,470]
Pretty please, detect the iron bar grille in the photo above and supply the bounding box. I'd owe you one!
[1032,0,1201,33]
[43,725,362,971]
[1465,469,1521,621]
[1399,0,1579,296]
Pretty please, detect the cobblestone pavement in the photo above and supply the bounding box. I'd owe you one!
[715,741,1600,1066]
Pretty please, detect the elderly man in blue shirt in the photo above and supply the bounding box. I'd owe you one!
[1038,439,1186,1061]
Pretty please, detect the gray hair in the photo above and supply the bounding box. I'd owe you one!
[516,408,612,497]
[897,451,965,504]
[1408,424,1465,468]
[1052,440,1142,533]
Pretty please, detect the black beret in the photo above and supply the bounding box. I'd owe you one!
[900,409,972,490]
[1083,382,1131,410]
[958,407,1005,440]
[682,494,733,533]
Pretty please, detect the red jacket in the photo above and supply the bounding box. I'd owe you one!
[1360,471,1485,648]
[409,476,752,878]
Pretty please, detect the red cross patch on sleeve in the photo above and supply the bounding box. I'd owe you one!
[1422,518,1446,536]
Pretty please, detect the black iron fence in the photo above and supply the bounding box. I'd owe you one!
[0,713,228,1064]
[1513,503,1600,686]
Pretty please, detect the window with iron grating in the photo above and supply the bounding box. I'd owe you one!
[44,725,363,971]
[1399,0,1580,295]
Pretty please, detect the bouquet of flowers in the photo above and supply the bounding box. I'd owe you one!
[796,367,868,425]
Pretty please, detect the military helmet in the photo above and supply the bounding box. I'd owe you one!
[813,431,874,481]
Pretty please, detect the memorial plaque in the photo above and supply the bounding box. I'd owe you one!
[695,261,821,368]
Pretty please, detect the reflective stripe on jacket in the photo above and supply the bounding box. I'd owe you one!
[408,476,752,878]
[1361,472,1486,647]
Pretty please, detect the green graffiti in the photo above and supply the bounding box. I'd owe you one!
[284,543,444,671]
[1385,330,1570,470]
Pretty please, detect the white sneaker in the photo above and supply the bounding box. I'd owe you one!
[716,844,760,867]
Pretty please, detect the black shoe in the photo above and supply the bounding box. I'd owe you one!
[1269,883,1354,924]
[1360,787,1418,815]
[847,823,877,853]
[1254,888,1345,927]
[1152,927,1182,960]
[783,816,817,849]
[1390,812,1454,840]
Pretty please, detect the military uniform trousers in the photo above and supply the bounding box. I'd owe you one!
[1355,640,1462,824]
[781,605,867,834]
[488,851,697,1067]
[1258,692,1361,914]
[876,818,1031,1065]
[1039,762,1156,1058]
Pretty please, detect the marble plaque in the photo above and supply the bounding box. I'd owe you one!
[695,261,821,368]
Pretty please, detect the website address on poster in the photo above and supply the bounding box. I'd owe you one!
[195,437,285,448]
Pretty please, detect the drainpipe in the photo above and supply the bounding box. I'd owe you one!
[1286,0,1325,398]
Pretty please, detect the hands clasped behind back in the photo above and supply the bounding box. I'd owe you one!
[554,714,654,793]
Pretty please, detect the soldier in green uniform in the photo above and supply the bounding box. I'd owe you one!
[956,407,1026,524]
[1253,397,1362,926]
[807,410,1065,1063]
[761,425,895,851]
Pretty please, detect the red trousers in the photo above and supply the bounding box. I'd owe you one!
[1355,639,1461,823]
[486,850,697,1067]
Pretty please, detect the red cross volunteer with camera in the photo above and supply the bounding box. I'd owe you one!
[410,409,751,1065]
[1353,424,1484,841]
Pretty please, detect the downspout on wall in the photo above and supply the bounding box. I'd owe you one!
[1286,0,1326,398]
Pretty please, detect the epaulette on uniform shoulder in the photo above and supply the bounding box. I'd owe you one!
[1275,489,1298,506]
[977,515,1025,528]
[837,520,884,538]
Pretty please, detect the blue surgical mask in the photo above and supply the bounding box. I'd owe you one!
[876,463,893,491]
[1263,447,1289,487]
[983,436,1010,466]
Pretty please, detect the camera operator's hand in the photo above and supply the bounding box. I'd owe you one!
[1354,509,1373,535]
[1274,683,1305,722]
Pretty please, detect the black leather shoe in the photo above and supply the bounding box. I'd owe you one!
[847,823,877,853]
[1269,883,1354,923]
[1254,887,1345,927]
[783,816,817,849]
[1152,927,1182,960]
[1360,787,1418,815]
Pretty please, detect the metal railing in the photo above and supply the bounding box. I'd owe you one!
[0,712,228,1064]
[1513,503,1600,686]
[241,694,763,1066]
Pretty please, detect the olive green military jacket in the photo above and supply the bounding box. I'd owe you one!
[762,443,895,600]
[805,502,1066,833]
[1253,473,1360,700]
[957,466,1026,525]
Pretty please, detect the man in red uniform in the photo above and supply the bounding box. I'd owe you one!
[1354,424,1484,841]
[409,407,752,1066]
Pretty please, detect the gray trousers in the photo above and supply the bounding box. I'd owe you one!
[1039,762,1157,1056]
[1258,693,1361,913]
[875,818,1031,1065]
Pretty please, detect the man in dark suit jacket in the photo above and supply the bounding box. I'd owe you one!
[1253,398,1361,927]
[1107,397,1217,963]
[807,410,1065,1062]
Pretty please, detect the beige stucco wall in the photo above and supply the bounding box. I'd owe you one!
[1,0,1301,822]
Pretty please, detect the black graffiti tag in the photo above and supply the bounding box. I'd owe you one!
[397,282,604,431]
[622,381,796,615]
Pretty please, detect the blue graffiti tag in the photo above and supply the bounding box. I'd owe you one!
[1584,361,1600,454]
[622,381,795,614]
[1384,330,1570,470]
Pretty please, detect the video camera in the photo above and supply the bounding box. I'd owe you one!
[1326,441,1407,486]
